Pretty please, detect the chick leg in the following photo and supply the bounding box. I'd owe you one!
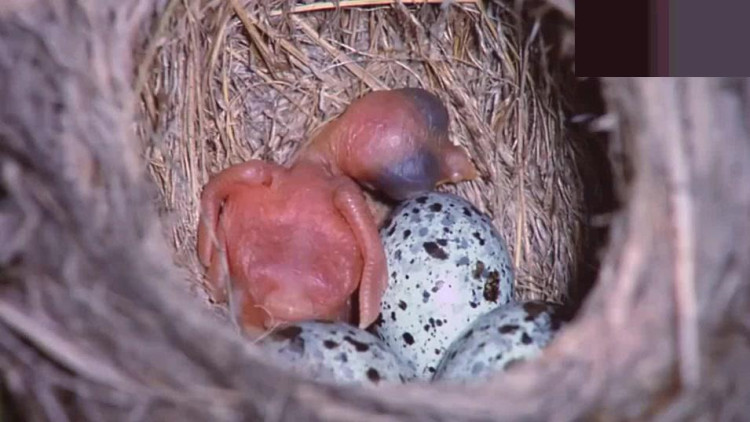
[197,160,274,266]
[333,178,388,329]
[205,215,229,302]
[197,160,274,300]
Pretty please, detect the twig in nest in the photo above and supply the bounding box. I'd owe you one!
[230,0,280,78]
[268,0,480,17]
[231,3,338,85]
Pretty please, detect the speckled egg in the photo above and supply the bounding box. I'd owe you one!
[372,192,514,379]
[257,321,415,385]
[433,301,570,383]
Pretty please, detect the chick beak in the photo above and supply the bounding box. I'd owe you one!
[438,144,479,185]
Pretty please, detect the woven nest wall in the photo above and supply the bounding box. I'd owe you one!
[138,0,584,309]
[2,0,750,421]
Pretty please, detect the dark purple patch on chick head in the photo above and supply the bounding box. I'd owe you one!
[396,88,449,134]
[374,149,442,200]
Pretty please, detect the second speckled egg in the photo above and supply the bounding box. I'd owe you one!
[372,192,514,379]
[432,301,569,383]
[258,321,415,385]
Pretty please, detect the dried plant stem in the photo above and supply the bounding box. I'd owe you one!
[269,0,480,17]
[134,0,180,100]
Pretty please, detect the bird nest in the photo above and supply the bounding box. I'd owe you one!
[2,0,750,420]
[139,0,584,308]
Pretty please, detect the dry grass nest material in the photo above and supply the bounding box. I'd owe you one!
[139,0,584,309]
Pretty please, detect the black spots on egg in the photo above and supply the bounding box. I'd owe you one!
[422,290,431,303]
[440,215,455,227]
[366,368,381,383]
[374,313,385,327]
[443,227,450,234]
[428,317,436,328]
[403,229,411,239]
[431,280,444,293]
[287,335,305,354]
[429,202,443,212]
[436,238,448,247]
[390,311,396,321]
[343,336,370,352]
[403,332,415,345]
[427,366,436,374]
[271,327,307,354]
[462,207,472,217]
[434,349,442,355]
[423,324,430,332]
[520,332,533,345]
[387,225,397,237]
[461,329,474,341]
[423,241,448,260]
[323,339,339,349]
[472,260,485,279]
[398,300,407,310]
[394,249,402,261]
[499,324,519,334]
[273,325,303,341]
[416,196,428,204]
[483,271,500,302]
[469,301,479,309]
[472,231,485,246]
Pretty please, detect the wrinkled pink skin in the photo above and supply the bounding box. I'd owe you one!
[197,88,477,331]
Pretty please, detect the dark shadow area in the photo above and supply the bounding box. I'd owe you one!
[534,7,620,314]
[568,77,620,309]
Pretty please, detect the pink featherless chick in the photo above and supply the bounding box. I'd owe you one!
[197,88,478,331]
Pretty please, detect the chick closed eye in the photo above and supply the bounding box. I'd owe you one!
[372,150,442,201]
